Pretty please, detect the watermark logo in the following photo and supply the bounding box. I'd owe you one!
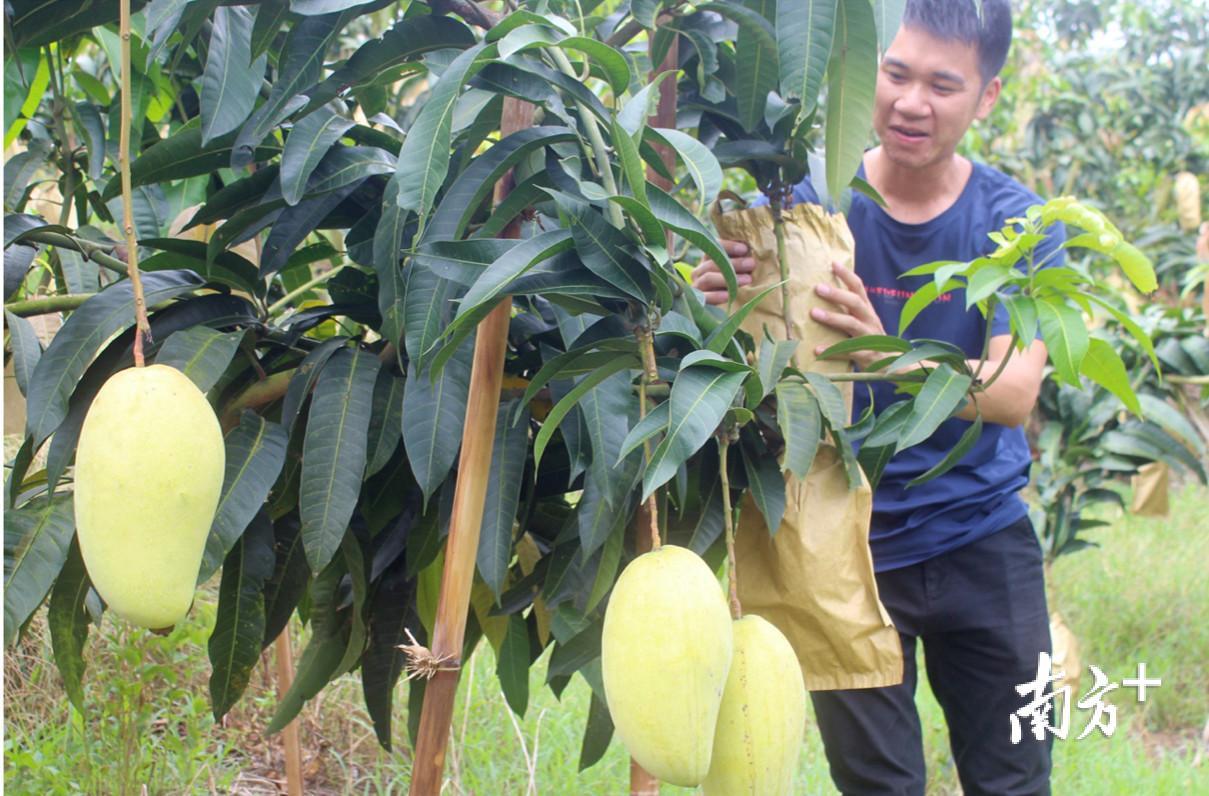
[1010,653,1161,743]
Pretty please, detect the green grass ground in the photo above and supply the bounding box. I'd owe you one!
[5,485,1207,794]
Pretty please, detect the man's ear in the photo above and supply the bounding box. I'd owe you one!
[975,76,1002,120]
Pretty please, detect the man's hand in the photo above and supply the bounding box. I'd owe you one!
[811,263,888,369]
[690,240,756,305]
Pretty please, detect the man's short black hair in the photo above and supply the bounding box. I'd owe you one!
[902,0,1013,84]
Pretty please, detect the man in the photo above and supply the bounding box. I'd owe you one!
[693,1,1061,793]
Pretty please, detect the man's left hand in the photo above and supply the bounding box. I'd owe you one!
[811,263,887,368]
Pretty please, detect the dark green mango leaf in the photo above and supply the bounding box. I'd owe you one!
[534,356,638,470]
[497,613,531,717]
[394,43,490,229]
[703,282,783,354]
[478,400,531,599]
[261,513,312,648]
[618,400,670,463]
[201,5,267,145]
[5,139,53,208]
[281,337,348,430]
[260,182,362,274]
[403,259,463,366]
[303,146,395,196]
[646,185,736,297]
[281,107,356,206]
[48,538,91,710]
[578,367,638,507]
[1038,298,1089,386]
[185,168,280,230]
[779,0,837,112]
[199,412,289,584]
[776,380,822,479]
[4,244,37,300]
[371,200,411,348]
[5,310,43,397]
[825,0,879,202]
[361,561,412,750]
[305,16,476,113]
[647,127,723,205]
[578,691,614,771]
[8,0,147,47]
[560,200,652,302]
[413,239,516,286]
[4,493,74,646]
[907,415,983,486]
[114,121,280,197]
[643,365,746,500]
[732,0,780,131]
[425,126,577,244]
[895,364,973,452]
[299,348,380,572]
[402,339,474,504]
[156,326,244,393]
[24,270,203,447]
[740,429,786,533]
[209,509,275,721]
[365,371,405,478]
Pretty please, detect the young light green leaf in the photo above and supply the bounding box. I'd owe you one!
[1037,298,1089,385]
[895,364,972,452]
[1079,337,1140,416]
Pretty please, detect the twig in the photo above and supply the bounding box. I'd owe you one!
[266,264,347,316]
[431,0,501,30]
[975,332,1019,392]
[718,434,742,620]
[119,0,150,365]
[13,230,129,275]
[219,370,295,431]
[5,293,95,316]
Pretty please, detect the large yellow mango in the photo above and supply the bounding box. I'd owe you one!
[75,364,225,629]
[703,614,807,795]
[601,545,733,786]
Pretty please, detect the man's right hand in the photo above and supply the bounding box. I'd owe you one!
[690,240,757,305]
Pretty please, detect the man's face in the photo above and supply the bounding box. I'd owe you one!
[873,25,1001,170]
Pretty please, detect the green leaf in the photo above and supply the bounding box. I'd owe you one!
[281,337,347,430]
[558,36,632,95]
[534,356,637,470]
[1079,338,1140,416]
[618,396,671,466]
[425,126,576,243]
[1002,294,1038,348]
[261,513,312,647]
[776,380,822,479]
[631,0,663,28]
[365,372,405,478]
[578,692,614,771]
[741,431,786,533]
[281,106,356,206]
[118,121,280,194]
[646,185,737,298]
[778,0,837,112]
[232,11,351,168]
[732,0,780,132]
[897,278,961,335]
[497,614,531,717]
[616,71,677,136]
[451,230,573,334]
[478,400,530,598]
[612,119,648,204]
[259,183,361,274]
[201,5,267,145]
[48,538,90,710]
[199,412,289,584]
[306,16,476,112]
[394,43,490,228]
[818,334,911,360]
[156,327,243,393]
[647,127,723,205]
[643,366,747,500]
[895,364,972,452]
[872,0,905,50]
[25,270,204,447]
[1037,298,1089,385]
[372,201,409,349]
[300,349,380,572]
[825,0,879,203]
[402,339,474,503]
[1085,294,1158,372]
[1137,394,1204,456]
[561,200,653,302]
[361,557,411,750]
[703,282,783,353]
[5,310,43,397]
[403,258,463,365]
[906,414,982,486]
[4,493,74,646]
[209,510,275,721]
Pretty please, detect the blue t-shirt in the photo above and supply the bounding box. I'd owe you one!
[776,161,1064,571]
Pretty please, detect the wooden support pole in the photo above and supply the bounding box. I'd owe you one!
[408,97,536,796]
[274,630,304,796]
[627,27,681,796]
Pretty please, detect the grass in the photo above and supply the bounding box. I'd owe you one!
[5,484,1208,794]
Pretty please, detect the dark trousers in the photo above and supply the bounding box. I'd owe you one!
[811,516,1053,796]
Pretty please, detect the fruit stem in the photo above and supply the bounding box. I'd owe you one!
[770,186,793,341]
[119,0,150,366]
[636,329,662,551]
[718,433,742,620]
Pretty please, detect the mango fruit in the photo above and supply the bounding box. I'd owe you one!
[601,545,733,787]
[75,364,225,629]
[703,614,806,795]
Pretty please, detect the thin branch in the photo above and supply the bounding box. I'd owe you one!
[4,294,95,316]
[219,370,295,431]
[266,264,347,316]
[719,434,741,621]
[17,230,129,275]
[431,0,501,30]
[120,0,150,365]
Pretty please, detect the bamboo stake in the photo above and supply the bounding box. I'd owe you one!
[274,629,304,796]
[407,98,536,796]
[624,27,682,796]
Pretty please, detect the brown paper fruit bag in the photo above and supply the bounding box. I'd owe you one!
[1130,461,1170,517]
[713,201,903,691]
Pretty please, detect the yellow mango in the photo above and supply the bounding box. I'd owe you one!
[75,364,225,629]
[703,614,807,796]
[601,545,733,787]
